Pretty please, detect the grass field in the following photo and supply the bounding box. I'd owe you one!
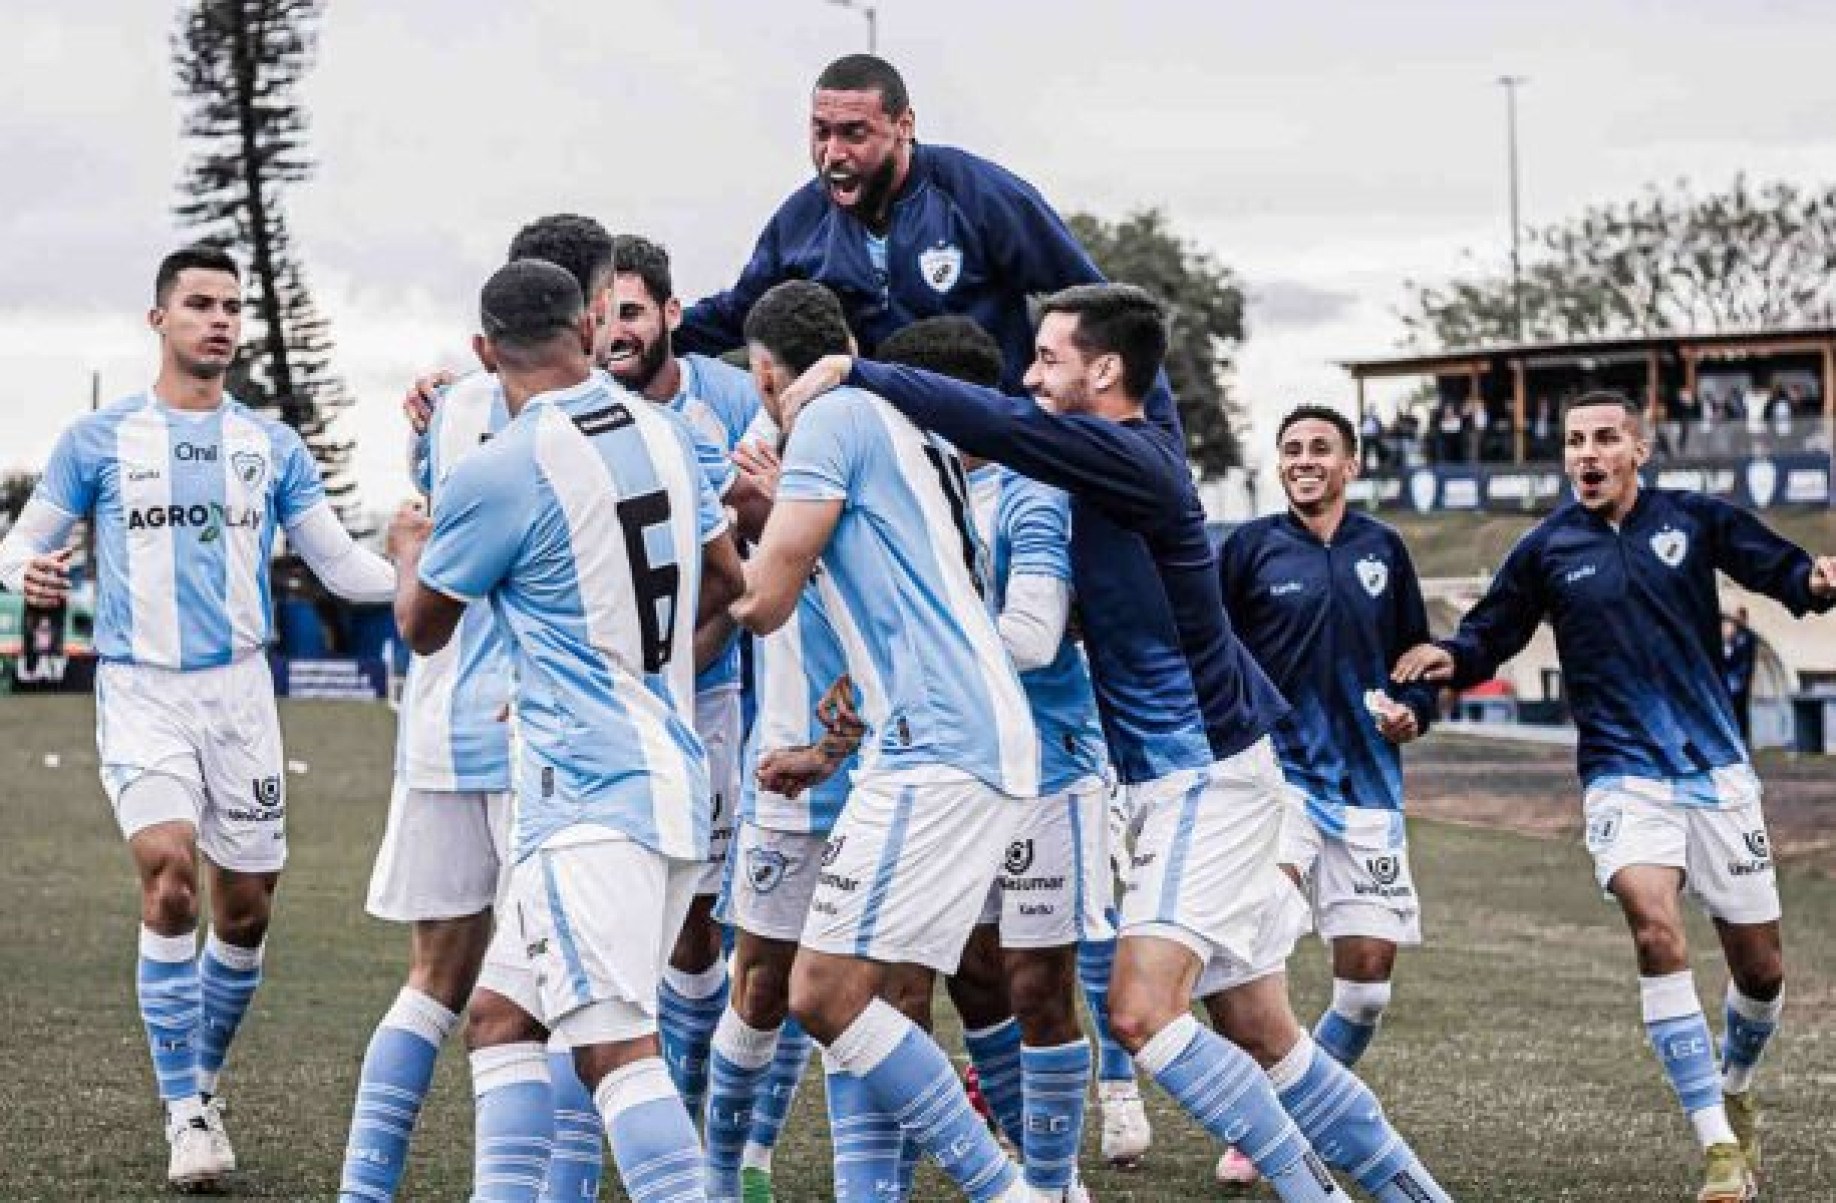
[3,696,1834,1201]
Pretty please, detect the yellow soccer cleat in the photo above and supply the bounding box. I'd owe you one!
[1723,1090,1761,1184]
[1696,1142,1755,1203]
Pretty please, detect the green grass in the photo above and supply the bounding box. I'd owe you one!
[3,696,1834,1200]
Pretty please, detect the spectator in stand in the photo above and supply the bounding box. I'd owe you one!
[1766,389,1794,438]
[1670,389,1700,455]
[1361,409,1385,471]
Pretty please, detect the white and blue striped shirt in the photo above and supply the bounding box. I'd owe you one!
[29,391,326,670]
[395,374,514,792]
[777,387,1037,798]
[744,572,855,835]
[419,375,728,861]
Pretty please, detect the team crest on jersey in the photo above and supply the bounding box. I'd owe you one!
[747,848,794,895]
[232,450,267,490]
[1649,526,1689,568]
[918,242,963,293]
[1004,839,1034,876]
[1365,854,1401,887]
[1355,555,1389,598]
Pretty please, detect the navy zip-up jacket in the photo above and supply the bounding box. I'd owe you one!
[1217,511,1435,821]
[848,360,1289,785]
[1440,488,1832,786]
[680,144,1102,399]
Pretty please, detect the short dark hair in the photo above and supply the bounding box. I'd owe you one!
[480,259,585,351]
[507,213,615,301]
[814,54,909,116]
[1037,283,1168,400]
[1277,404,1358,456]
[611,234,674,306]
[743,281,851,375]
[875,317,1004,388]
[155,244,239,304]
[1563,389,1643,426]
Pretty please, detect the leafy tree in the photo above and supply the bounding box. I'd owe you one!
[1400,176,1836,350]
[1069,209,1247,476]
[172,0,363,530]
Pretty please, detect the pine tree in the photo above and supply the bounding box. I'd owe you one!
[171,0,364,530]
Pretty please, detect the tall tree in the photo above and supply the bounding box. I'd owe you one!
[1069,209,1247,477]
[1400,176,1836,350]
[172,0,363,529]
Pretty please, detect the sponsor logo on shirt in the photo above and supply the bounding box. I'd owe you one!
[124,502,263,543]
[1564,564,1598,585]
[1004,839,1034,875]
[174,442,218,462]
[221,774,284,823]
[1270,581,1304,597]
[1729,828,1772,876]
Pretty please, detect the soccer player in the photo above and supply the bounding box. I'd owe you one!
[390,259,744,1203]
[1394,389,1836,1202]
[0,245,396,1191]
[338,212,627,1203]
[1209,405,1437,1186]
[729,281,1041,1202]
[601,234,765,1123]
[775,283,1456,1203]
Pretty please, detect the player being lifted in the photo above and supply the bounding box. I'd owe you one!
[0,246,396,1191]
[777,283,1457,1203]
[730,281,1043,1202]
[1395,390,1835,1203]
[1209,405,1437,1186]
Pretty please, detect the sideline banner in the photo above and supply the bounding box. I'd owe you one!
[1352,454,1831,514]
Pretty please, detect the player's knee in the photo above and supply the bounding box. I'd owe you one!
[465,990,544,1051]
[1329,978,1393,1027]
[1105,981,1178,1055]
[140,864,199,932]
[734,959,793,1029]
[211,910,270,950]
[1006,952,1079,1043]
[881,965,934,1030]
[788,955,865,1045]
[1731,958,1784,1004]
[1628,915,1688,973]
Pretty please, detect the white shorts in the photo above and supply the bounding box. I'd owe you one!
[96,656,287,873]
[977,779,1115,950]
[692,686,743,896]
[1119,738,1311,974]
[800,768,1026,973]
[1583,777,1780,925]
[1281,796,1422,946]
[480,832,701,1047]
[717,822,830,943]
[366,780,511,922]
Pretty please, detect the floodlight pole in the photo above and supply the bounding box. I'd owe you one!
[827,0,879,53]
[1498,75,1528,342]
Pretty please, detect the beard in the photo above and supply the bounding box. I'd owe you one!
[605,333,672,394]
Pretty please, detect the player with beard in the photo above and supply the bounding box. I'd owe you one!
[1396,390,1836,1202]
[1208,405,1437,1187]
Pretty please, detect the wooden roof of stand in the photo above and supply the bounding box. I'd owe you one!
[1341,327,1836,380]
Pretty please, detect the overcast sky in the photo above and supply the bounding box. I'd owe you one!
[5,1,1835,512]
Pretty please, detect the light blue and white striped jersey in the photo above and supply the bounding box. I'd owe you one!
[742,570,855,835]
[668,353,761,696]
[777,386,1038,797]
[968,466,1108,796]
[30,391,325,670]
[395,373,514,791]
[419,375,728,861]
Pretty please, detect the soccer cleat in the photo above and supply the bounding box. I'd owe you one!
[1214,1145,1261,1188]
[1696,1143,1754,1203]
[200,1096,238,1176]
[1096,1080,1151,1169]
[740,1165,775,1203]
[165,1114,223,1192]
[1724,1090,1761,1183]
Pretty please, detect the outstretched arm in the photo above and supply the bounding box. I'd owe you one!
[731,499,841,636]
[287,503,397,604]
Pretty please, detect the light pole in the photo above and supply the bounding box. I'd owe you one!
[826,0,878,53]
[1497,75,1528,342]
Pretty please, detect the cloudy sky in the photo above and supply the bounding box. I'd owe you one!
[5,1,1835,513]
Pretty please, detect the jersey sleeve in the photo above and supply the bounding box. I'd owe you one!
[273,427,329,529]
[1001,476,1072,582]
[850,360,1179,526]
[777,394,858,504]
[1439,534,1548,688]
[1696,494,1834,616]
[419,450,529,603]
[1387,533,1439,732]
[34,423,98,517]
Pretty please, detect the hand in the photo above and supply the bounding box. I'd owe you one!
[1811,554,1836,599]
[732,437,783,498]
[21,548,72,608]
[1392,643,1454,684]
[758,744,843,799]
[402,369,456,435]
[384,499,432,562]
[777,354,854,432]
[816,673,863,740]
[1367,691,1422,745]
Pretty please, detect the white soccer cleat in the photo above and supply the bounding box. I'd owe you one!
[1097,1080,1151,1168]
[1214,1145,1261,1188]
[165,1114,224,1192]
[201,1096,238,1176]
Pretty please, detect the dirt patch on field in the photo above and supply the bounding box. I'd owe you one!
[1407,735,1836,877]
